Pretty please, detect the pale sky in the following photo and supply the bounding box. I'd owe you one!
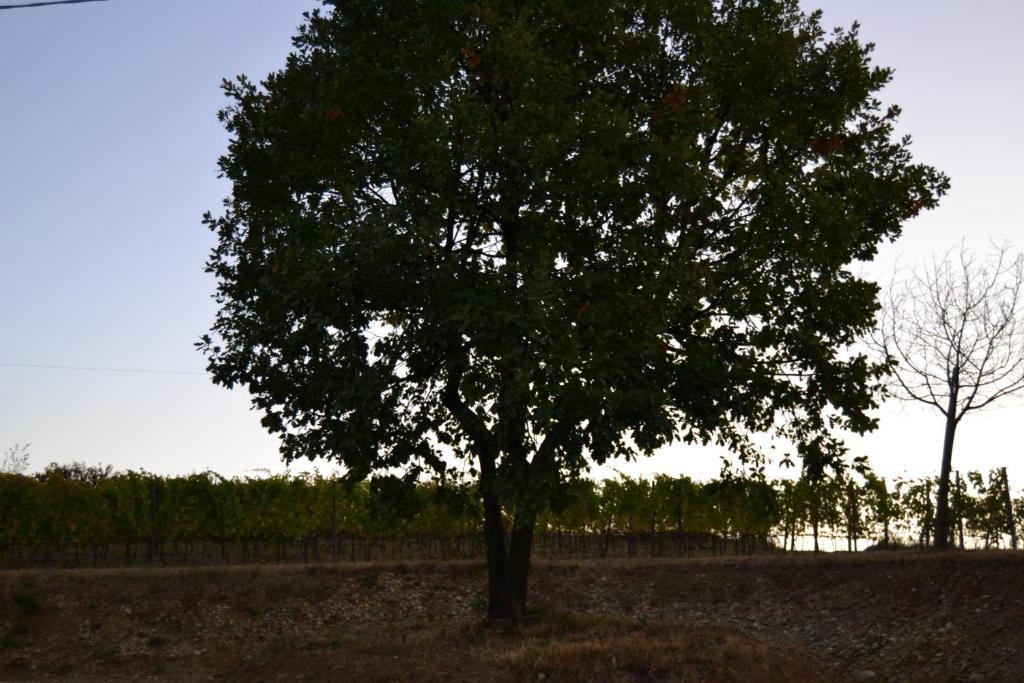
[1,1,1021,484]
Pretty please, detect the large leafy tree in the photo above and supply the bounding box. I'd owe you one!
[201,0,945,618]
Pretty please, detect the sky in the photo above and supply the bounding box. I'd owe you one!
[0,0,1022,484]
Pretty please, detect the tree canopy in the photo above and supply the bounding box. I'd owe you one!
[201,0,946,616]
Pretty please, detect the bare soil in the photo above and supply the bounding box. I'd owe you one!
[1,551,1021,682]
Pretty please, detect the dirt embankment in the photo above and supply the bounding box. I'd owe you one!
[1,552,1021,682]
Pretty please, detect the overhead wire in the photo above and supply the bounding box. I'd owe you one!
[0,0,110,10]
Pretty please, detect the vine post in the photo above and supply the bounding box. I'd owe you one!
[145,478,158,565]
[331,478,338,562]
[1000,468,1017,550]
[955,471,965,550]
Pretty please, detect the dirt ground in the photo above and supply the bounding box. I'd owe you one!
[1,551,1021,682]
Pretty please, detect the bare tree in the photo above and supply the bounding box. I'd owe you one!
[1,443,31,475]
[874,242,1024,549]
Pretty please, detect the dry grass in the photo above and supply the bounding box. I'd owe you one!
[2,551,1022,681]
[489,611,825,682]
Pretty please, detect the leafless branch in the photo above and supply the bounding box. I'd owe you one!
[869,241,1024,418]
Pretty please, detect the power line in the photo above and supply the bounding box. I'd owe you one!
[0,0,109,9]
[0,362,205,376]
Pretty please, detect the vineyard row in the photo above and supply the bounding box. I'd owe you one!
[0,466,1020,567]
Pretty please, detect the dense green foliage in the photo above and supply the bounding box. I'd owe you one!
[1,468,1018,561]
[200,0,946,615]
[200,3,945,529]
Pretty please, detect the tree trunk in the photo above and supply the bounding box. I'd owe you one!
[933,380,959,549]
[481,488,535,620]
[481,488,508,615]
[498,519,534,618]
